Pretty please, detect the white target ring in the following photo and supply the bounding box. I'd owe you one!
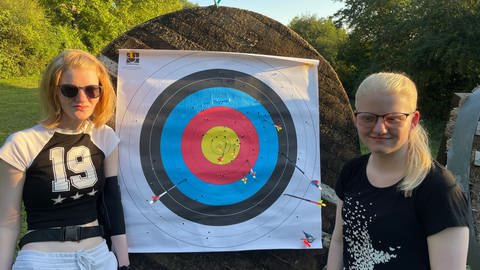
[116,50,321,251]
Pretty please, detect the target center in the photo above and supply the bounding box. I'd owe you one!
[201,126,240,165]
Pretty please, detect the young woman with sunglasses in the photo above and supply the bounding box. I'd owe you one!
[0,50,131,269]
[327,72,470,269]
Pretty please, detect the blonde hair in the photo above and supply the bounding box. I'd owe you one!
[356,72,433,197]
[39,49,115,128]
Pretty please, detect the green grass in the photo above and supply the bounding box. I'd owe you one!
[0,76,42,144]
[0,76,42,249]
[422,118,446,159]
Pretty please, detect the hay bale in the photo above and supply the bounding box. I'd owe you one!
[100,6,358,269]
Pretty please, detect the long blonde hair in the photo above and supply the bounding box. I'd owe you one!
[39,49,115,128]
[356,72,433,197]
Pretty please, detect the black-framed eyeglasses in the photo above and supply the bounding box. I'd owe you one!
[58,84,102,99]
[354,111,415,128]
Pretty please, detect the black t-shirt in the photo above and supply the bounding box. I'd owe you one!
[335,154,469,270]
[0,123,119,230]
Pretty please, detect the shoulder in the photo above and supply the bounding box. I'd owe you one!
[92,124,117,137]
[87,123,118,140]
[340,154,369,175]
[413,161,469,235]
[0,125,53,171]
[416,161,458,194]
[5,124,49,142]
[414,161,467,204]
[2,124,53,148]
[89,124,119,156]
[336,154,369,197]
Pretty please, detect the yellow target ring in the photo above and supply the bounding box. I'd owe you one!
[201,126,240,165]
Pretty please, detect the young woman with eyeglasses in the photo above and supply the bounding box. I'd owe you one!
[327,72,469,270]
[0,50,131,269]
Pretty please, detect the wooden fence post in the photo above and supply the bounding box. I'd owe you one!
[444,88,480,269]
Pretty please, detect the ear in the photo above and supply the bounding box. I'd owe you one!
[410,111,420,129]
[353,113,361,130]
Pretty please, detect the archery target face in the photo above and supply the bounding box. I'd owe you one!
[116,50,321,251]
[140,69,296,225]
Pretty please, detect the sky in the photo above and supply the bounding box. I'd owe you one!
[191,0,344,25]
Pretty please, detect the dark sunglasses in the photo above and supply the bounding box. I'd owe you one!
[58,84,102,99]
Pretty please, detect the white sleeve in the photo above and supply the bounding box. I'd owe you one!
[0,132,29,171]
[91,125,120,158]
[0,125,54,172]
[0,125,46,172]
[0,126,52,172]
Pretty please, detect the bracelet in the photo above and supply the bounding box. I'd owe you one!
[118,266,130,270]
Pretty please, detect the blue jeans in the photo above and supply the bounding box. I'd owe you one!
[12,240,117,270]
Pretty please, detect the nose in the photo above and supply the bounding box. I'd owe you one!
[372,116,388,134]
[74,88,89,101]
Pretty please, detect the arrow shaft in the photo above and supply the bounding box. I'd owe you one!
[281,153,305,174]
[284,193,320,205]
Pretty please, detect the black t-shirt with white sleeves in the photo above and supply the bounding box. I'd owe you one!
[335,154,469,270]
[0,122,119,230]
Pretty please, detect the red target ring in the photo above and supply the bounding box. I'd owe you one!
[181,106,259,184]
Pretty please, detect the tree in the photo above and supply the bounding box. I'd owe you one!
[0,0,193,78]
[0,0,60,78]
[334,0,480,118]
[38,0,193,54]
[289,16,346,65]
[406,0,480,115]
[334,0,416,97]
[289,15,354,94]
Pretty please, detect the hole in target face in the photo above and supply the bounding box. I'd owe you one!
[140,69,296,226]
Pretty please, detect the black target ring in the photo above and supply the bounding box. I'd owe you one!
[140,69,296,226]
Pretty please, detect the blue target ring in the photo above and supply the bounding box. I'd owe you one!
[140,69,296,226]
[161,88,278,205]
